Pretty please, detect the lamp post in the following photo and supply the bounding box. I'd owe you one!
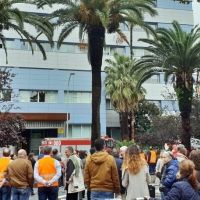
[66,72,75,138]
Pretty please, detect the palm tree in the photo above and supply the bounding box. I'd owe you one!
[124,0,157,139]
[104,53,146,140]
[35,0,157,146]
[0,0,54,63]
[137,21,200,150]
[125,0,157,59]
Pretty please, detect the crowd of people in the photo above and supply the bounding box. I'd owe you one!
[0,140,200,200]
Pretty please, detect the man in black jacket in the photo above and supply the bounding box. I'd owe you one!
[113,148,126,199]
[65,146,77,200]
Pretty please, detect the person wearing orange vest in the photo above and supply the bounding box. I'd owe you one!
[0,148,11,200]
[147,146,157,175]
[34,146,61,200]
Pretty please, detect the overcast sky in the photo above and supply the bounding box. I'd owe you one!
[192,1,200,25]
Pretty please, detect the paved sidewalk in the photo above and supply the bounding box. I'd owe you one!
[30,185,161,199]
[30,187,71,200]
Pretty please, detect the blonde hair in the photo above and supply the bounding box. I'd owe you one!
[122,145,147,174]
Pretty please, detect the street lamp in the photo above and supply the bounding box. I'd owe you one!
[66,72,75,138]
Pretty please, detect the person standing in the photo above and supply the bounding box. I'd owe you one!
[28,153,36,195]
[119,146,127,159]
[122,145,150,199]
[112,148,126,199]
[176,147,187,163]
[156,151,179,197]
[34,146,61,200]
[85,148,95,200]
[147,146,157,175]
[51,149,61,162]
[84,139,120,199]
[190,150,200,182]
[0,148,11,200]
[65,146,85,200]
[51,149,63,187]
[4,149,33,200]
[145,160,200,200]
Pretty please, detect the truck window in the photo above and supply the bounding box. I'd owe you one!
[104,140,113,148]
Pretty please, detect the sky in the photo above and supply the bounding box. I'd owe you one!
[192,1,200,25]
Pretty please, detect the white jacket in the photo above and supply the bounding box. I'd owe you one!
[67,157,85,193]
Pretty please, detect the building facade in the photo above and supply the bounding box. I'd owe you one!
[0,0,193,154]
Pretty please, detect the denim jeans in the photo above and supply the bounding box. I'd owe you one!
[0,186,11,200]
[91,191,114,200]
[149,164,156,174]
[12,187,31,200]
[38,186,59,200]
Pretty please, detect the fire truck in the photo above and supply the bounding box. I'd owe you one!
[40,136,115,156]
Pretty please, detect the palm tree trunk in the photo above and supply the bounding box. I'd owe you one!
[121,112,129,140]
[130,25,134,60]
[176,74,193,151]
[87,25,105,147]
[119,113,123,140]
[129,25,135,140]
[130,111,135,142]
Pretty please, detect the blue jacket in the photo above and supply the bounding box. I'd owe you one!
[150,178,200,200]
[113,156,125,194]
[162,159,179,195]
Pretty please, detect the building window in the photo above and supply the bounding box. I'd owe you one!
[110,47,124,56]
[67,45,75,53]
[148,23,157,30]
[64,92,92,103]
[132,23,157,32]
[6,40,14,49]
[19,91,57,102]
[68,125,91,138]
[58,44,67,52]
[147,100,161,108]
[41,43,53,52]
[119,23,125,30]
[103,47,110,55]
[106,99,114,109]
[21,41,53,51]
[75,45,87,54]
[0,90,12,101]
[145,75,159,83]
[133,48,144,57]
[133,25,143,32]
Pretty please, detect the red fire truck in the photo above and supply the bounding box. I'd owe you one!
[40,136,115,156]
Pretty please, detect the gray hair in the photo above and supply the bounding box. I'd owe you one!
[163,151,174,159]
[44,146,52,155]
[120,146,128,151]
[66,146,74,153]
[177,144,185,151]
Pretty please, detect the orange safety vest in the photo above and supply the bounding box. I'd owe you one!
[37,157,58,187]
[0,157,11,187]
[140,153,146,161]
[148,150,156,164]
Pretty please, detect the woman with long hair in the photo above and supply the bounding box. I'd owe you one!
[122,145,150,199]
[145,160,200,200]
[190,150,200,182]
